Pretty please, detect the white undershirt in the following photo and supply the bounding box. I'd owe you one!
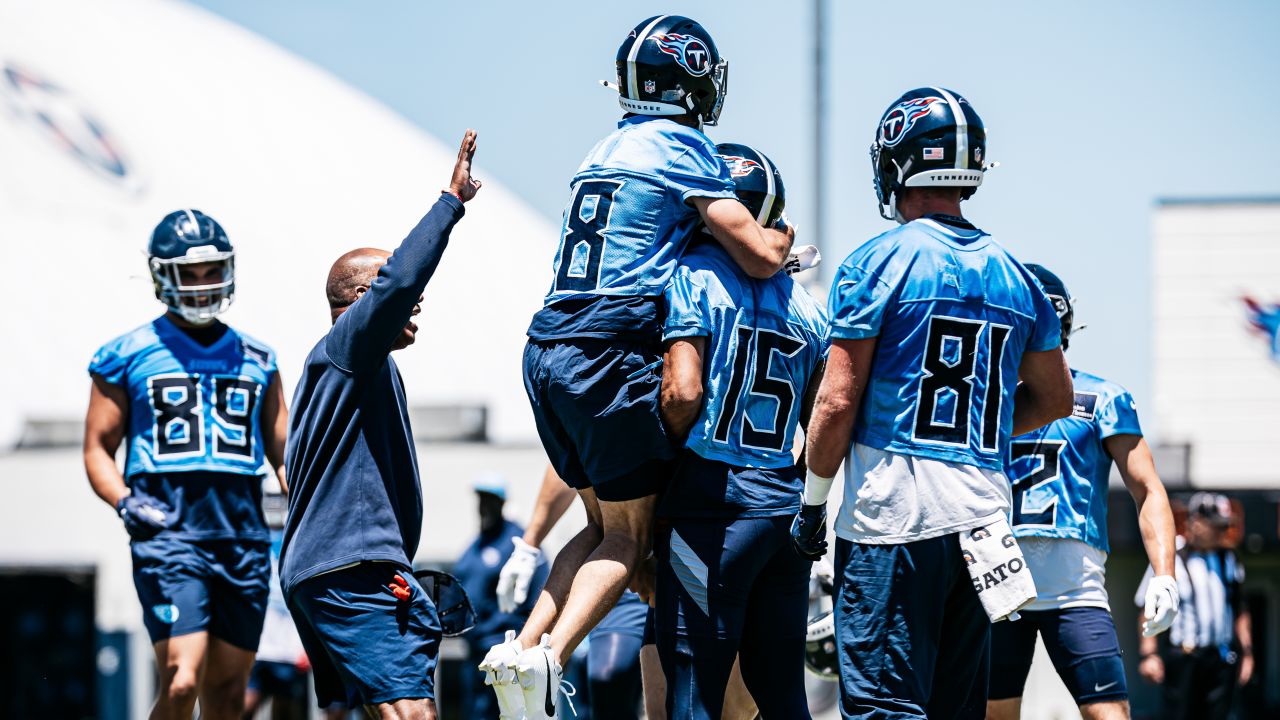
[1019,536,1111,611]
[834,443,1012,545]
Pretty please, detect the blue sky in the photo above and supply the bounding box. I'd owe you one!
[191,0,1280,425]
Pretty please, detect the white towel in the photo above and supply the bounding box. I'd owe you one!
[958,516,1037,622]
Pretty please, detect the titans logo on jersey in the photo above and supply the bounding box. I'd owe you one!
[827,216,1061,471]
[1006,369,1142,552]
[543,116,736,308]
[88,315,276,478]
[664,241,828,468]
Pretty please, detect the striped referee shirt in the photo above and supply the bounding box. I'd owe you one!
[1136,540,1244,650]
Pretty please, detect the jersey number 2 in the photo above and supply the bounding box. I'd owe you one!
[1009,440,1064,528]
[554,180,621,293]
[713,327,806,452]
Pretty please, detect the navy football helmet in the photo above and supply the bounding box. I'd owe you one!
[1025,263,1076,349]
[148,209,235,324]
[613,15,728,127]
[871,87,987,221]
[805,561,838,680]
[715,142,785,229]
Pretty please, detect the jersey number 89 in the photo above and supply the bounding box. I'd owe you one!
[148,374,260,459]
[911,315,1011,452]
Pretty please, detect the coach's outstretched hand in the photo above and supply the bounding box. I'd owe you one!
[446,129,482,203]
[791,502,829,560]
[116,494,171,541]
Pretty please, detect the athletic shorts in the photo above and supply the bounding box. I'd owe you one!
[988,606,1127,704]
[834,535,990,720]
[248,660,307,698]
[131,536,269,649]
[523,337,674,501]
[288,562,440,707]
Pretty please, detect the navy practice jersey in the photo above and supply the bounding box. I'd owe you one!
[89,315,276,478]
[279,196,463,596]
[828,216,1061,471]
[1007,369,1142,552]
[660,241,828,519]
[528,116,737,341]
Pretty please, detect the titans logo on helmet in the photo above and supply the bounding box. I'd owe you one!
[879,96,943,147]
[650,33,711,77]
[718,155,763,178]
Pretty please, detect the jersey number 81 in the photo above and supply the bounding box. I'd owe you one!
[911,315,1011,452]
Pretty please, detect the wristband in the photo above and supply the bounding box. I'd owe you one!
[802,469,835,506]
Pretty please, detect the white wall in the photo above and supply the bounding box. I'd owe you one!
[1151,200,1280,487]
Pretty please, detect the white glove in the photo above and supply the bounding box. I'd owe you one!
[783,244,821,276]
[496,537,542,613]
[1142,575,1179,637]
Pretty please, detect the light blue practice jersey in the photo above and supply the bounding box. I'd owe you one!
[543,116,737,306]
[664,241,829,468]
[1007,369,1142,552]
[828,216,1061,471]
[89,315,276,479]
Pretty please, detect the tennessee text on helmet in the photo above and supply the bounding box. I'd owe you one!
[870,87,989,222]
[611,15,729,127]
[1024,263,1081,350]
[715,141,786,229]
[148,209,235,325]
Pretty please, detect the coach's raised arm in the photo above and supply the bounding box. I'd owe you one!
[325,129,482,374]
[278,129,479,719]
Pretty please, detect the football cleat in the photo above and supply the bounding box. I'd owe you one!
[479,630,527,720]
[870,87,988,222]
[516,634,577,719]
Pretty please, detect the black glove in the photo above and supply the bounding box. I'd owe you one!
[790,501,828,560]
[116,495,171,541]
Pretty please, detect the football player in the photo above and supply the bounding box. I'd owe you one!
[655,142,827,719]
[278,130,480,719]
[84,209,289,719]
[792,87,1074,719]
[986,264,1178,720]
[490,15,794,719]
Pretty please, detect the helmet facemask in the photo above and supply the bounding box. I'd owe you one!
[699,57,728,126]
[150,251,235,325]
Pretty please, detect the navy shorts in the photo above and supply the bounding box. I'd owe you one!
[288,562,440,707]
[248,660,307,698]
[989,606,1127,704]
[131,536,269,650]
[523,337,675,501]
[655,516,812,719]
[833,535,990,720]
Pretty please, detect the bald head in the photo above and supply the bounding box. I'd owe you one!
[326,248,390,312]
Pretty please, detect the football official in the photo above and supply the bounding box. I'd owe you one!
[278,130,480,719]
[794,88,1073,720]
[84,210,289,720]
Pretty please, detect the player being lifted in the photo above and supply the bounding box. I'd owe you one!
[655,142,827,719]
[483,15,794,720]
[792,88,1074,719]
[986,264,1178,720]
[84,210,288,720]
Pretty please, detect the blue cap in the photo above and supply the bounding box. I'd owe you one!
[472,473,508,500]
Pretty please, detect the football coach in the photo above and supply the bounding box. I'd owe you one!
[278,130,481,719]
